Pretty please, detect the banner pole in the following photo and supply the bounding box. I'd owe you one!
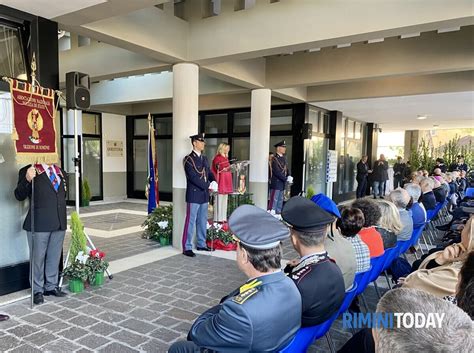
[30,176,35,309]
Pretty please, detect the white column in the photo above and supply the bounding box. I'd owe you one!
[172,63,199,250]
[249,88,271,209]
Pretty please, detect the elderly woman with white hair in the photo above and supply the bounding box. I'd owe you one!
[404,183,427,228]
[388,188,414,241]
[419,177,437,210]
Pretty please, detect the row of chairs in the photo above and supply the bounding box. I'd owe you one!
[281,200,449,353]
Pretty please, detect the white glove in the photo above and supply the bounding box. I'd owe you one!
[287,176,294,184]
[209,181,218,192]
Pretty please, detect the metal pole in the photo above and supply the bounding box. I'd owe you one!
[74,109,80,215]
[30,176,35,309]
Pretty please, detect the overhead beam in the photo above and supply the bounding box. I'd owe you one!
[272,87,307,103]
[307,71,474,101]
[266,26,474,89]
[53,0,169,26]
[61,6,188,63]
[59,41,170,85]
[201,59,266,89]
[90,73,247,106]
[188,0,474,63]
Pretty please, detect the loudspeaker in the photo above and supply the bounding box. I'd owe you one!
[302,123,313,140]
[66,72,90,110]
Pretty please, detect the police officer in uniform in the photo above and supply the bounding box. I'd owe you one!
[14,163,68,305]
[169,205,301,353]
[269,140,289,214]
[282,196,345,327]
[182,133,217,257]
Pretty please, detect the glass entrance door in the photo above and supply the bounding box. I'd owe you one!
[304,136,328,195]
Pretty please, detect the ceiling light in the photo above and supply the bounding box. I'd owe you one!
[437,27,460,33]
[417,115,428,120]
[400,33,420,39]
[433,124,439,127]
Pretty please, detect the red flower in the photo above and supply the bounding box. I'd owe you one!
[221,222,229,231]
[89,249,106,259]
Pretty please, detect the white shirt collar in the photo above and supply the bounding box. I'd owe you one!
[193,149,201,157]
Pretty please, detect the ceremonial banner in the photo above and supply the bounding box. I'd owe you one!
[9,79,58,163]
[146,113,159,213]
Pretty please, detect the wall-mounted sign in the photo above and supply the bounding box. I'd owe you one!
[326,150,337,182]
[106,140,124,157]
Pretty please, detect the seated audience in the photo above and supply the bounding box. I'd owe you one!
[432,177,447,203]
[374,200,400,248]
[169,205,301,353]
[312,194,357,290]
[457,170,468,199]
[339,288,473,353]
[337,207,371,274]
[419,177,437,210]
[402,216,473,298]
[404,183,427,228]
[282,196,345,327]
[444,250,474,319]
[388,188,413,241]
[352,198,384,257]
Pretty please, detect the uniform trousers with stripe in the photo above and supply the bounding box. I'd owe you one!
[182,203,208,251]
[269,189,284,214]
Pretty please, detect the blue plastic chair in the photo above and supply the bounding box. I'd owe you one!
[279,312,338,353]
[466,187,474,198]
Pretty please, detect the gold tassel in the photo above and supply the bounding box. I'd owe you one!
[12,128,19,140]
[15,153,59,165]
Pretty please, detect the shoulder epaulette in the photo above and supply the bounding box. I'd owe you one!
[232,287,258,305]
[291,265,312,282]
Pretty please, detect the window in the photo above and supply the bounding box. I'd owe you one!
[82,112,100,134]
[134,118,148,136]
[233,111,250,133]
[204,113,227,134]
[271,109,292,132]
[0,24,27,80]
[155,116,172,136]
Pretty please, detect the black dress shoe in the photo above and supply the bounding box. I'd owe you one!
[33,293,44,305]
[183,250,196,257]
[436,224,450,231]
[44,288,67,297]
[0,314,9,322]
[197,246,215,252]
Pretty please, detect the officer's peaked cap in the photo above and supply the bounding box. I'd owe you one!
[229,205,290,250]
[282,196,334,232]
[190,133,205,142]
[274,140,286,148]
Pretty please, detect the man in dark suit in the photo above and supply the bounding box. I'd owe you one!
[372,154,389,198]
[14,163,68,305]
[169,205,301,352]
[393,156,406,189]
[356,155,371,198]
[419,177,437,211]
[269,140,289,214]
[449,155,469,173]
[182,133,217,257]
[282,196,345,327]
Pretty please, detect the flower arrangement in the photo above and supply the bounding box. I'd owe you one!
[86,249,109,280]
[206,222,237,251]
[63,251,92,283]
[142,205,173,245]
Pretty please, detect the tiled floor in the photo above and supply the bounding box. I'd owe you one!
[1,201,444,352]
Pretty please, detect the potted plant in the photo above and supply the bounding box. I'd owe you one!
[86,249,109,287]
[81,178,91,207]
[63,252,91,293]
[63,212,89,293]
[142,205,173,246]
[206,222,237,251]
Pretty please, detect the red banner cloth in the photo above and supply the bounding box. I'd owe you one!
[10,79,58,164]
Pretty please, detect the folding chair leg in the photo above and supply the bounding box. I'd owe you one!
[373,281,382,299]
[384,271,392,289]
[325,332,336,353]
[360,294,369,312]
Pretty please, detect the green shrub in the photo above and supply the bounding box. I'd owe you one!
[69,212,87,264]
[82,178,91,202]
[306,185,315,199]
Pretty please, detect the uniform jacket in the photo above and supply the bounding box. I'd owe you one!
[372,160,389,181]
[270,153,288,190]
[449,163,468,172]
[14,164,67,232]
[288,253,345,327]
[184,151,216,204]
[356,160,369,180]
[189,271,301,352]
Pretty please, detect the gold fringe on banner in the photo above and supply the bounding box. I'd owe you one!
[12,128,19,140]
[15,153,59,165]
